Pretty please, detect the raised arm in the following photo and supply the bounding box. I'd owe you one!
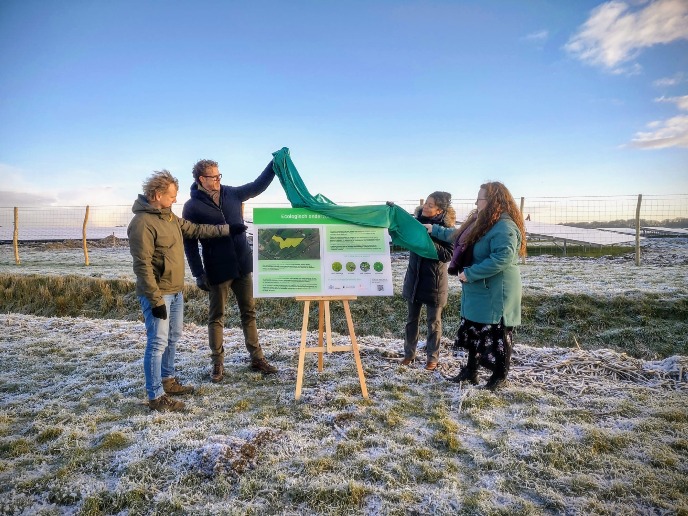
[235,160,276,202]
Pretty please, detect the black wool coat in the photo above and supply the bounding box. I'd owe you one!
[402,207,455,307]
[182,161,275,285]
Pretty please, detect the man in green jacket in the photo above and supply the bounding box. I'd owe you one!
[128,170,230,412]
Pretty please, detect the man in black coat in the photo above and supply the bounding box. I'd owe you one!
[183,158,277,382]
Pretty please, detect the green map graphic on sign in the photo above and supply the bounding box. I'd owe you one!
[257,228,321,260]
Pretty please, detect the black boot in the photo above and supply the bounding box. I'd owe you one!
[449,352,478,384]
[484,335,511,391]
[483,373,507,391]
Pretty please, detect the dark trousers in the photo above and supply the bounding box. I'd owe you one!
[404,300,443,363]
[208,273,263,364]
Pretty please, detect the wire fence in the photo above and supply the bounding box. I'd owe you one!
[1,194,687,266]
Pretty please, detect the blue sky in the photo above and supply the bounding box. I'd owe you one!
[1,0,687,208]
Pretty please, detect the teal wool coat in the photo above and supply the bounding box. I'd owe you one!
[432,214,522,326]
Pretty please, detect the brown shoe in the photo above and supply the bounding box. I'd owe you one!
[211,363,224,383]
[251,358,278,374]
[149,394,185,412]
[162,377,195,395]
[425,362,438,371]
[400,358,413,366]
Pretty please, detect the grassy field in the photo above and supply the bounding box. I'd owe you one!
[1,313,686,515]
[1,272,687,360]
[0,240,687,514]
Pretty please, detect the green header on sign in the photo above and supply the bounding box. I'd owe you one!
[253,208,349,225]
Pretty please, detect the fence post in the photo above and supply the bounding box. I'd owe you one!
[13,207,20,265]
[520,196,526,265]
[83,205,90,266]
[635,194,642,266]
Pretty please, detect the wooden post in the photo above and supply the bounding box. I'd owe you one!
[520,196,526,265]
[82,205,90,266]
[294,296,368,400]
[13,207,20,265]
[635,194,642,266]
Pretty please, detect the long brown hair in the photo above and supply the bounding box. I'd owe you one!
[451,208,478,240]
[466,182,527,257]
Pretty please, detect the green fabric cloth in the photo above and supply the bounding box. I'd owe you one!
[271,147,439,260]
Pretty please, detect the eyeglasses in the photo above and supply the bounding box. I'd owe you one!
[201,174,222,182]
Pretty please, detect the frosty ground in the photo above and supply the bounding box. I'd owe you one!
[0,239,687,514]
[2,237,687,298]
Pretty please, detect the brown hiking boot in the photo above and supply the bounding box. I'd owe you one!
[162,377,195,395]
[211,363,224,383]
[250,358,277,374]
[149,394,185,412]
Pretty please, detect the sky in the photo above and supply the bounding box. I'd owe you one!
[0,0,687,209]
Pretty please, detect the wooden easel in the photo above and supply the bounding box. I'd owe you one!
[294,296,368,400]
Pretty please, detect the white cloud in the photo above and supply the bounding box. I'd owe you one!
[629,114,688,148]
[653,72,686,88]
[523,29,549,43]
[0,164,57,206]
[0,190,57,206]
[565,0,688,73]
[0,163,139,207]
[655,94,688,110]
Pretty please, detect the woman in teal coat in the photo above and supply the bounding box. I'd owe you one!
[428,181,526,390]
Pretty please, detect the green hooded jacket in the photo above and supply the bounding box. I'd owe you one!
[127,194,229,307]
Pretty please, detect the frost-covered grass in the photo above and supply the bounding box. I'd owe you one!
[2,238,688,359]
[2,238,688,297]
[0,313,686,515]
[0,239,687,514]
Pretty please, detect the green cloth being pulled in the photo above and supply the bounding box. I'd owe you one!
[271,147,439,260]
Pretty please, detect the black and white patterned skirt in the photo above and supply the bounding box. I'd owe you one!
[454,317,513,371]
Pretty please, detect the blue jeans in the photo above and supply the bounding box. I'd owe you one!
[138,293,184,400]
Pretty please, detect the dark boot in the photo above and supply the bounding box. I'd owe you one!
[162,377,195,395]
[483,374,507,391]
[149,394,185,412]
[484,338,511,391]
[251,357,278,374]
[211,362,224,383]
[449,352,478,384]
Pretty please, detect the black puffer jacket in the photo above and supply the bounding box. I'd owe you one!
[402,206,455,307]
[182,161,275,285]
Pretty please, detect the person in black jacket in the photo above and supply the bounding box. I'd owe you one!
[401,192,455,371]
[183,158,277,382]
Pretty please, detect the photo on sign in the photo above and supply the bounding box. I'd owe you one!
[257,228,321,260]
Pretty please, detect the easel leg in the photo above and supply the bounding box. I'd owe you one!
[295,300,311,400]
[343,300,369,399]
[323,300,333,353]
[317,301,324,371]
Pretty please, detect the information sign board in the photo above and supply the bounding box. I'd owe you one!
[252,208,393,298]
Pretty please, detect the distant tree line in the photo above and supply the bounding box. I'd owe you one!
[565,218,688,229]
